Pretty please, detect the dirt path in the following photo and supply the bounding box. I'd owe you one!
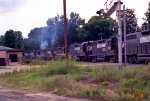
[0,88,90,101]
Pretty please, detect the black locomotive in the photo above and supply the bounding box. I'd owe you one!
[70,25,150,63]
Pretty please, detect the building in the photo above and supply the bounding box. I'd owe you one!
[0,46,23,66]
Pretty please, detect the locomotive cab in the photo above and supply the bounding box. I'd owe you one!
[105,36,118,62]
[111,37,118,50]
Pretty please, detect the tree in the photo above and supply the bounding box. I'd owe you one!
[143,2,150,25]
[47,12,85,46]
[77,16,117,42]
[0,35,4,45]
[25,27,49,50]
[15,31,24,49]
[68,12,85,44]
[47,15,65,47]
[125,8,138,34]
[26,12,85,50]
[3,30,23,49]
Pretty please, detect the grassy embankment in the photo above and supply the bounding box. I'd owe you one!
[0,60,150,101]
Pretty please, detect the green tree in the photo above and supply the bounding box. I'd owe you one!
[0,35,4,45]
[26,28,45,50]
[26,12,85,50]
[47,12,85,46]
[15,31,24,49]
[143,2,150,24]
[77,16,117,42]
[68,12,85,44]
[125,8,138,34]
[3,30,23,49]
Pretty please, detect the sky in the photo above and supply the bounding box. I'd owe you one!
[0,0,149,38]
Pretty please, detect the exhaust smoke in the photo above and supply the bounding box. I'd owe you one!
[40,40,48,50]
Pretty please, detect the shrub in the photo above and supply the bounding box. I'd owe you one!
[77,88,102,100]
[92,66,120,82]
[102,81,110,87]
[30,60,47,65]
[49,76,72,90]
[24,59,31,64]
[124,79,139,87]
[70,73,86,82]
[121,68,138,79]
[80,66,94,72]
[43,60,80,75]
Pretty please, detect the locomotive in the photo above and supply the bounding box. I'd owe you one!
[70,25,150,63]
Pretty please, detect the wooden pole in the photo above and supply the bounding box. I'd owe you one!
[63,0,68,59]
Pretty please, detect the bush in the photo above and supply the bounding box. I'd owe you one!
[124,79,139,87]
[76,88,102,100]
[24,59,31,64]
[38,76,73,93]
[70,73,86,81]
[102,81,110,87]
[121,68,138,79]
[43,60,80,75]
[80,66,94,72]
[92,66,120,82]
[30,60,47,65]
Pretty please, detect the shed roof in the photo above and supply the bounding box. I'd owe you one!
[0,46,22,52]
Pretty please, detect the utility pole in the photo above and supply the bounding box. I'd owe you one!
[96,0,123,68]
[123,5,127,67]
[63,0,68,59]
[117,0,123,69]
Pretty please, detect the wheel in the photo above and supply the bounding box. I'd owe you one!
[92,57,97,63]
[132,56,137,64]
[128,56,133,64]
[110,56,117,63]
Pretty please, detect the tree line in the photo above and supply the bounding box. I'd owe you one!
[0,3,150,51]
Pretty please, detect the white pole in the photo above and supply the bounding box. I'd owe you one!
[117,0,123,69]
[123,5,127,67]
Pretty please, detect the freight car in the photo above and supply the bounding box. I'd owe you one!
[70,25,150,63]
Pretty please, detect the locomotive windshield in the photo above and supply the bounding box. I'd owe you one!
[126,34,137,40]
[97,40,106,48]
[142,31,150,36]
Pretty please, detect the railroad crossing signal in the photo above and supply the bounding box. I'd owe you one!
[97,0,125,68]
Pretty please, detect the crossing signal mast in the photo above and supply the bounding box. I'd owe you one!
[97,0,124,68]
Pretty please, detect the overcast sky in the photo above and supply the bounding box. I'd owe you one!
[0,0,149,38]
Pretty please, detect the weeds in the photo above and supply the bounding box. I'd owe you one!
[70,73,86,81]
[91,66,120,82]
[43,60,79,75]
[0,61,150,101]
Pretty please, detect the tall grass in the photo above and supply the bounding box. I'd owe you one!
[41,60,80,76]
[24,60,47,65]
[91,65,150,83]
[0,61,150,101]
[91,65,121,82]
